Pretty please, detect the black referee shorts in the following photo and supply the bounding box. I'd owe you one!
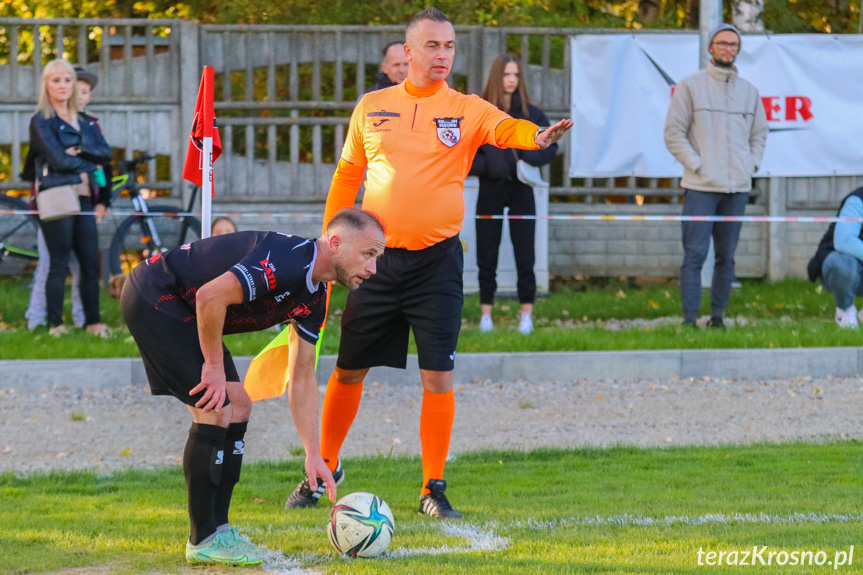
[336,235,464,372]
[120,279,237,407]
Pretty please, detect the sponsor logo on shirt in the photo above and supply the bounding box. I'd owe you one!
[434,117,464,148]
[274,290,292,302]
[289,303,312,318]
[251,251,277,291]
[368,110,399,133]
[148,253,162,264]
[180,243,192,250]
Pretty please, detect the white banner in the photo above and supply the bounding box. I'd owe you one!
[569,34,863,178]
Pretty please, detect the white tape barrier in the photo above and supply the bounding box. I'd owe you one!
[2,209,859,224]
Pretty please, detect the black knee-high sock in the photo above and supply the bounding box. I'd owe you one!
[214,421,248,527]
[183,423,227,545]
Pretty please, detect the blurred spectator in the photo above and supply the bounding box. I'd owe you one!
[664,24,768,329]
[365,41,409,93]
[23,60,113,337]
[24,69,100,329]
[469,54,557,335]
[211,216,238,236]
[807,186,863,329]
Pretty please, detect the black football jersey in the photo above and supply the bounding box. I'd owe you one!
[127,231,328,343]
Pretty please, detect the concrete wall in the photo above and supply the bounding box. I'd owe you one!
[547,204,769,278]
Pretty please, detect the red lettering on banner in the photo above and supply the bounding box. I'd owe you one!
[785,96,813,122]
[762,96,781,122]
[761,96,814,123]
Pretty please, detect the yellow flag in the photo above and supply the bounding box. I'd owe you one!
[244,324,293,402]
[243,284,330,402]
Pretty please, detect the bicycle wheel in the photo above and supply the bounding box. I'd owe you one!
[0,195,40,275]
[108,204,201,275]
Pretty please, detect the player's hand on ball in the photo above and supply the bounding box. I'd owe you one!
[306,455,337,503]
[191,364,228,412]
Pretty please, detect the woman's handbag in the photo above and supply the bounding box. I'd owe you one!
[512,150,548,187]
[36,185,80,221]
[516,160,548,187]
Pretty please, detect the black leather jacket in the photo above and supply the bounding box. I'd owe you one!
[25,110,113,205]
[469,93,557,183]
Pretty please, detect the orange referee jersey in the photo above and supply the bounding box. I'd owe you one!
[324,81,541,250]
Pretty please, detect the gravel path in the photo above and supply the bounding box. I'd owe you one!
[2,374,861,474]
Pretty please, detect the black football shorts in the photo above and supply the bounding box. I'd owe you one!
[121,279,238,407]
[336,235,464,372]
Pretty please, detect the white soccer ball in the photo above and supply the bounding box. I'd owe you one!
[327,491,395,558]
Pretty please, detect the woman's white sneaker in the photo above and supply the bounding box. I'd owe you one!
[518,313,533,334]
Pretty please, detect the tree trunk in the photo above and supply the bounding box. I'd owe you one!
[638,0,661,22]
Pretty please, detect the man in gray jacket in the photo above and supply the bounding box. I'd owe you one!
[664,23,768,328]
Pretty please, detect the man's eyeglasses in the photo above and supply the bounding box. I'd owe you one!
[712,41,740,50]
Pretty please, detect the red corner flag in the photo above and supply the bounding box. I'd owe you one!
[182,66,222,193]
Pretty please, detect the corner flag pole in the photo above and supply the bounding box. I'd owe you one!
[201,66,215,239]
[182,66,221,234]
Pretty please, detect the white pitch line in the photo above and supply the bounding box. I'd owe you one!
[384,522,510,558]
[258,522,509,572]
[260,511,860,572]
[502,512,863,530]
[260,549,326,575]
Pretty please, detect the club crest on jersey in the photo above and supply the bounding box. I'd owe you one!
[434,117,463,148]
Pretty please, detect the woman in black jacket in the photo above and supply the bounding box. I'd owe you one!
[27,59,113,337]
[469,54,557,335]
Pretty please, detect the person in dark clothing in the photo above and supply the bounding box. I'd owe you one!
[25,59,113,338]
[469,54,557,335]
[365,41,409,94]
[25,65,113,331]
[121,207,385,565]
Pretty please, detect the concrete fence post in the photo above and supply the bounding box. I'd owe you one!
[177,20,201,207]
[768,176,787,280]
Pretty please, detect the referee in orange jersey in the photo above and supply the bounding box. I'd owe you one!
[285,7,572,519]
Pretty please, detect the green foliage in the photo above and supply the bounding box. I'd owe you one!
[2,0,858,33]
[3,443,863,573]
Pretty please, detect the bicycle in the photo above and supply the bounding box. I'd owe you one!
[0,193,39,275]
[0,154,202,277]
[107,154,201,275]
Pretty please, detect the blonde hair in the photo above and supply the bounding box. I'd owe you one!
[481,54,531,116]
[37,59,78,118]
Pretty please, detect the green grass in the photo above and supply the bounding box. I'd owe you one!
[2,443,863,573]
[0,275,852,360]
